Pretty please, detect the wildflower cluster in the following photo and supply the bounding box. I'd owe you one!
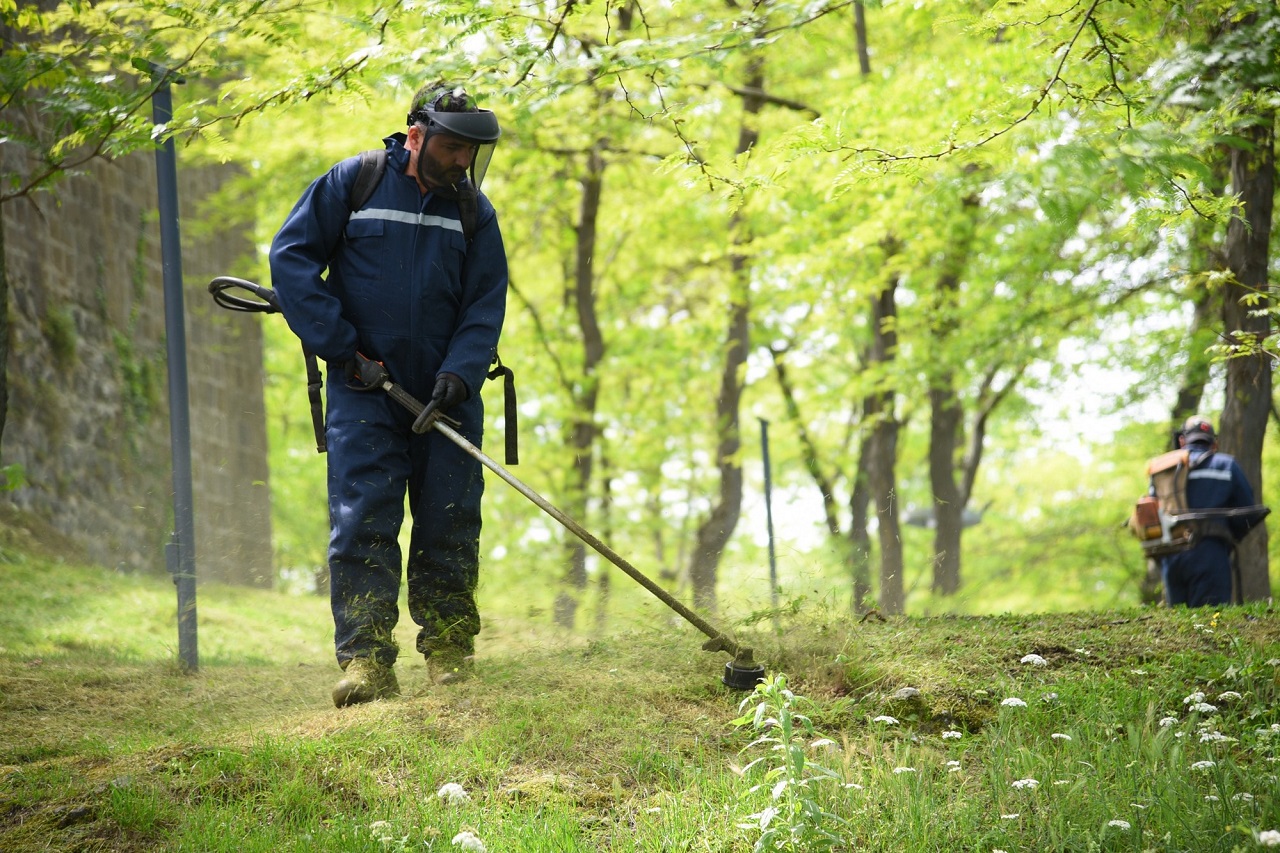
[362,782,484,851]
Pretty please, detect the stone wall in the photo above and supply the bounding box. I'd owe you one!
[1,142,274,587]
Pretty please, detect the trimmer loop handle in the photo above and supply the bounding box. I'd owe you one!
[208,276,281,314]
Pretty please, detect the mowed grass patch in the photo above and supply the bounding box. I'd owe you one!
[2,547,1279,850]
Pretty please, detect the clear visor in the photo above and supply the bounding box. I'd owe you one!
[470,143,495,189]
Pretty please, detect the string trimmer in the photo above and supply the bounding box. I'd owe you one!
[208,276,766,690]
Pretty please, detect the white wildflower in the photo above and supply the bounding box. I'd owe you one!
[1266,659,1280,667]
[1130,669,1148,675]
[1217,691,1242,702]
[645,807,662,814]
[942,730,962,740]
[1232,792,1254,803]
[1205,795,1220,802]
[1184,691,1206,705]
[1159,716,1179,728]
[946,760,961,772]
[810,738,838,750]
[1107,819,1131,830]
[452,830,486,852]
[1191,760,1216,770]
[893,766,916,774]
[1051,733,1072,741]
[1074,648,1089,655]
[437,782,471,805]
[369,821,395,842]
[994,849,1009,853]
[843,782,865,790]
[1041,692,1059,704]
[1200,731,1229,743]
[1011,778,1039,790]
[873,715,899,725]
[1257,829,1280,846]
[1189,702,1218,714]
[1001,697,1027,708]
[1020,653,1048,667]
[1000,813,1020,820]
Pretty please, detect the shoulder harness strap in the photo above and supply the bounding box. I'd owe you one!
[350,149,388,213]
[456,181,479,245]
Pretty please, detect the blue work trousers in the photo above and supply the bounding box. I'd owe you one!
[1163,538,1234,608]
[325,386,484,666]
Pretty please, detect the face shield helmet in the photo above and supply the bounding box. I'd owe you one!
[407,86,501,191]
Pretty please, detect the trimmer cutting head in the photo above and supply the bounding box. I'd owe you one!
[722,649,766,691]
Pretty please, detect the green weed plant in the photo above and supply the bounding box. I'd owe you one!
[733,674,848,851]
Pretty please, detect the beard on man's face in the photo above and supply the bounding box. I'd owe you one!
[417,148,465,189]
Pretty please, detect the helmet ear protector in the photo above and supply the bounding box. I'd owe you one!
[408,87,501,189]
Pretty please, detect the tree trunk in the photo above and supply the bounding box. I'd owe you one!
[0,208,7,467]
[929,384,963,596]
[1220,107,1273,603]
[554,144,607,629]
[868,265,903,614]
[927,187,980,597]
[1171,152,1228,444]
[849,417,874,613]
[687,55,764,614]
[853,2,871,76]
[845,0,876,614]
[594,442,614,632]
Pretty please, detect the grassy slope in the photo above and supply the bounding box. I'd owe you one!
[1,532,1279,852]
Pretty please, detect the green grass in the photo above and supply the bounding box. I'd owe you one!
[1,540,1279,851]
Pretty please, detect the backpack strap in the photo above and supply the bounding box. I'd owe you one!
[456,180,479,245]
[350,149,388,213]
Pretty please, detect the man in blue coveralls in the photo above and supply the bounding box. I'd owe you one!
[270,84,508,706]
[1159,416,1261,608]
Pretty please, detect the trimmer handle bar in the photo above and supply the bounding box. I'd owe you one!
[208,276,281,314]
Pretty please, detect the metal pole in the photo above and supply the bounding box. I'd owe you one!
[759,418,779,629]
[149,63,198,673]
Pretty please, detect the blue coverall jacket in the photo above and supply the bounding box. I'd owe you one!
[269,134,508,666]
[1161,443,1257,608]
